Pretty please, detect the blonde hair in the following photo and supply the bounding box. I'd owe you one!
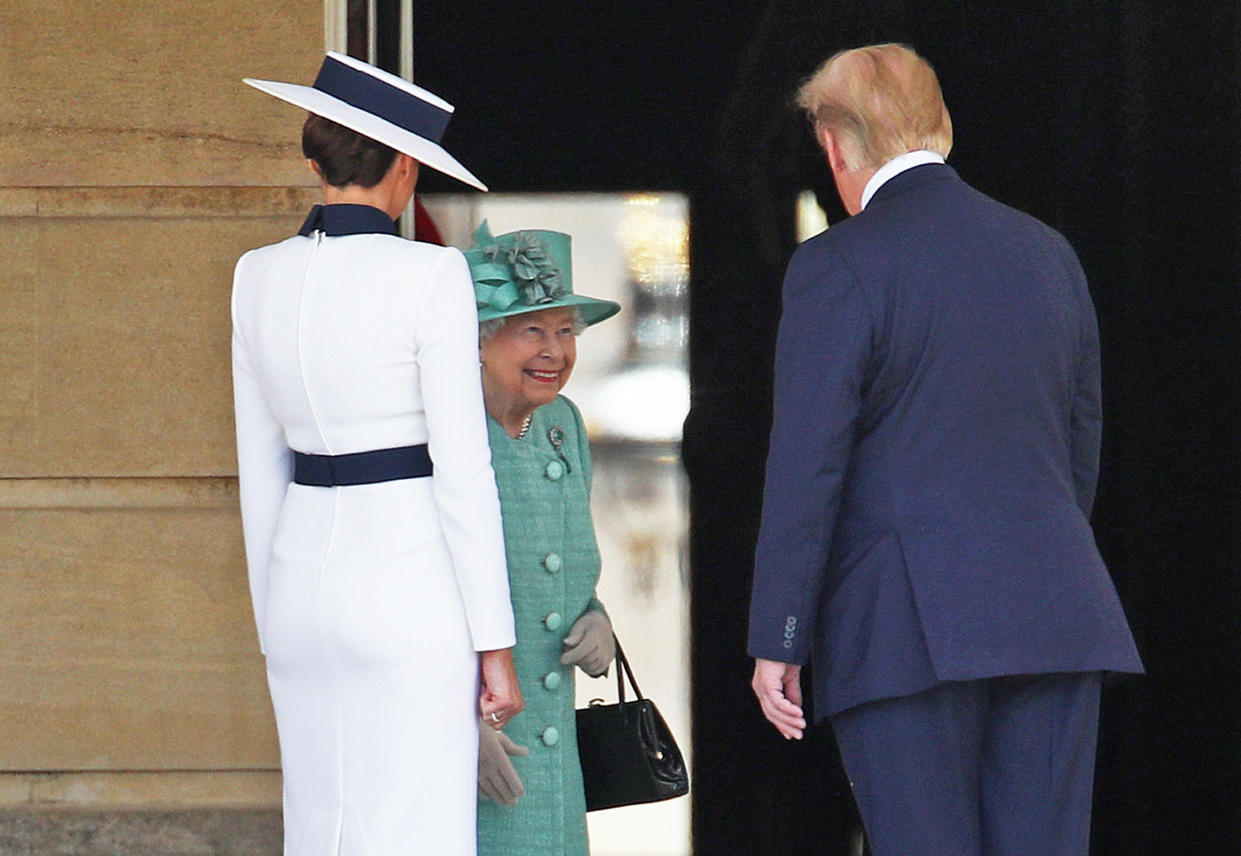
[796,43,953,171]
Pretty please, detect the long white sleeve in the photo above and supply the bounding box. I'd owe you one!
[231,262,293,655]
[415,249,515,651]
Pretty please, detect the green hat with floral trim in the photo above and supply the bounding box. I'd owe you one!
[465,221,621,326]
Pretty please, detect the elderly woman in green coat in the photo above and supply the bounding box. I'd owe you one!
[466,223,621,856]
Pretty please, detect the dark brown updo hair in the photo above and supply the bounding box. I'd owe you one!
[301,113,398,188]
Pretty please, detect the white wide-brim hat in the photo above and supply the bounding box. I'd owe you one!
[244,51,487,191]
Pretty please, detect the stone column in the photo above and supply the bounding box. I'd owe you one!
[0,1,322,850]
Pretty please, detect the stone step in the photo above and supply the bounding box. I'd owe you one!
[0,810,281,856]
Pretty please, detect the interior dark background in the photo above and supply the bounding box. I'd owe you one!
[405,1,1241,853]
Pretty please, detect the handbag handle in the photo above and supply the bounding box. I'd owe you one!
[612,635,644,703]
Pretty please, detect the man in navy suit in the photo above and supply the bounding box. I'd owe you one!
[747,44,1142,856]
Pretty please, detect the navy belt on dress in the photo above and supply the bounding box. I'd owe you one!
[292,444,433,486]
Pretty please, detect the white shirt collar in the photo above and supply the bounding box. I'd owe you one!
[860,150,946,210]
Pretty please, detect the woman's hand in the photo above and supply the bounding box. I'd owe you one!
[560,611,615,677]
[479,647,524,729]
[477,718,529,805]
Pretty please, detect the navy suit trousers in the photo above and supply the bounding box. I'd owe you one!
[830,673,1103,856]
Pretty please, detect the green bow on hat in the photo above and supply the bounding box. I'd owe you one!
[464,221,621,327]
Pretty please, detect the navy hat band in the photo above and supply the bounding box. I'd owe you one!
[312,55,451,144]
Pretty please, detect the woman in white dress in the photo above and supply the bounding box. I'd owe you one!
[232,53,523,855]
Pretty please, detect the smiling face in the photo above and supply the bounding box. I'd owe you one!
[480,306,579,424]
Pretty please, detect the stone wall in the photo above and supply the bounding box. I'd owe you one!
[0,0,322,825]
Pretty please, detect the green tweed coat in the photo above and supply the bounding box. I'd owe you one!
[477,395,604,856]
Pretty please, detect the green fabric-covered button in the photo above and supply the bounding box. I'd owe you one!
[541,726,560,746]
[543,671,562,690]
[545,460,565,480]
[544,612,563,631]
[543,552,562,573]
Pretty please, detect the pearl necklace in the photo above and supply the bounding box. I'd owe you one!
[516,414,533,440]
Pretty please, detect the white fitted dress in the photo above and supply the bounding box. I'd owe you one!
[231,204,515,856]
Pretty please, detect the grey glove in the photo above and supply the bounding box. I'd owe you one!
[478,718,528,805]
[560,610,615,677]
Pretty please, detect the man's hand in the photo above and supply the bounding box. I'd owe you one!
[478,718,529,805]
[751,658,807,740]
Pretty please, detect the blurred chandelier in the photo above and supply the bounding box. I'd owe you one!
[587,194,690,443]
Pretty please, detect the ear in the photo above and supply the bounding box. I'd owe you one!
[307,159,325,181]
[821,130,849,175]
[397,153,419,178]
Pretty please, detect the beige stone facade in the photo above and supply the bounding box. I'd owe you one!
[0,0,326,811]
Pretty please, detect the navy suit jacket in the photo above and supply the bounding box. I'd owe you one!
[748,164,1143,720]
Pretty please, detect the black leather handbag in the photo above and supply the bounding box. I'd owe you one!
[575,636,689,811]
